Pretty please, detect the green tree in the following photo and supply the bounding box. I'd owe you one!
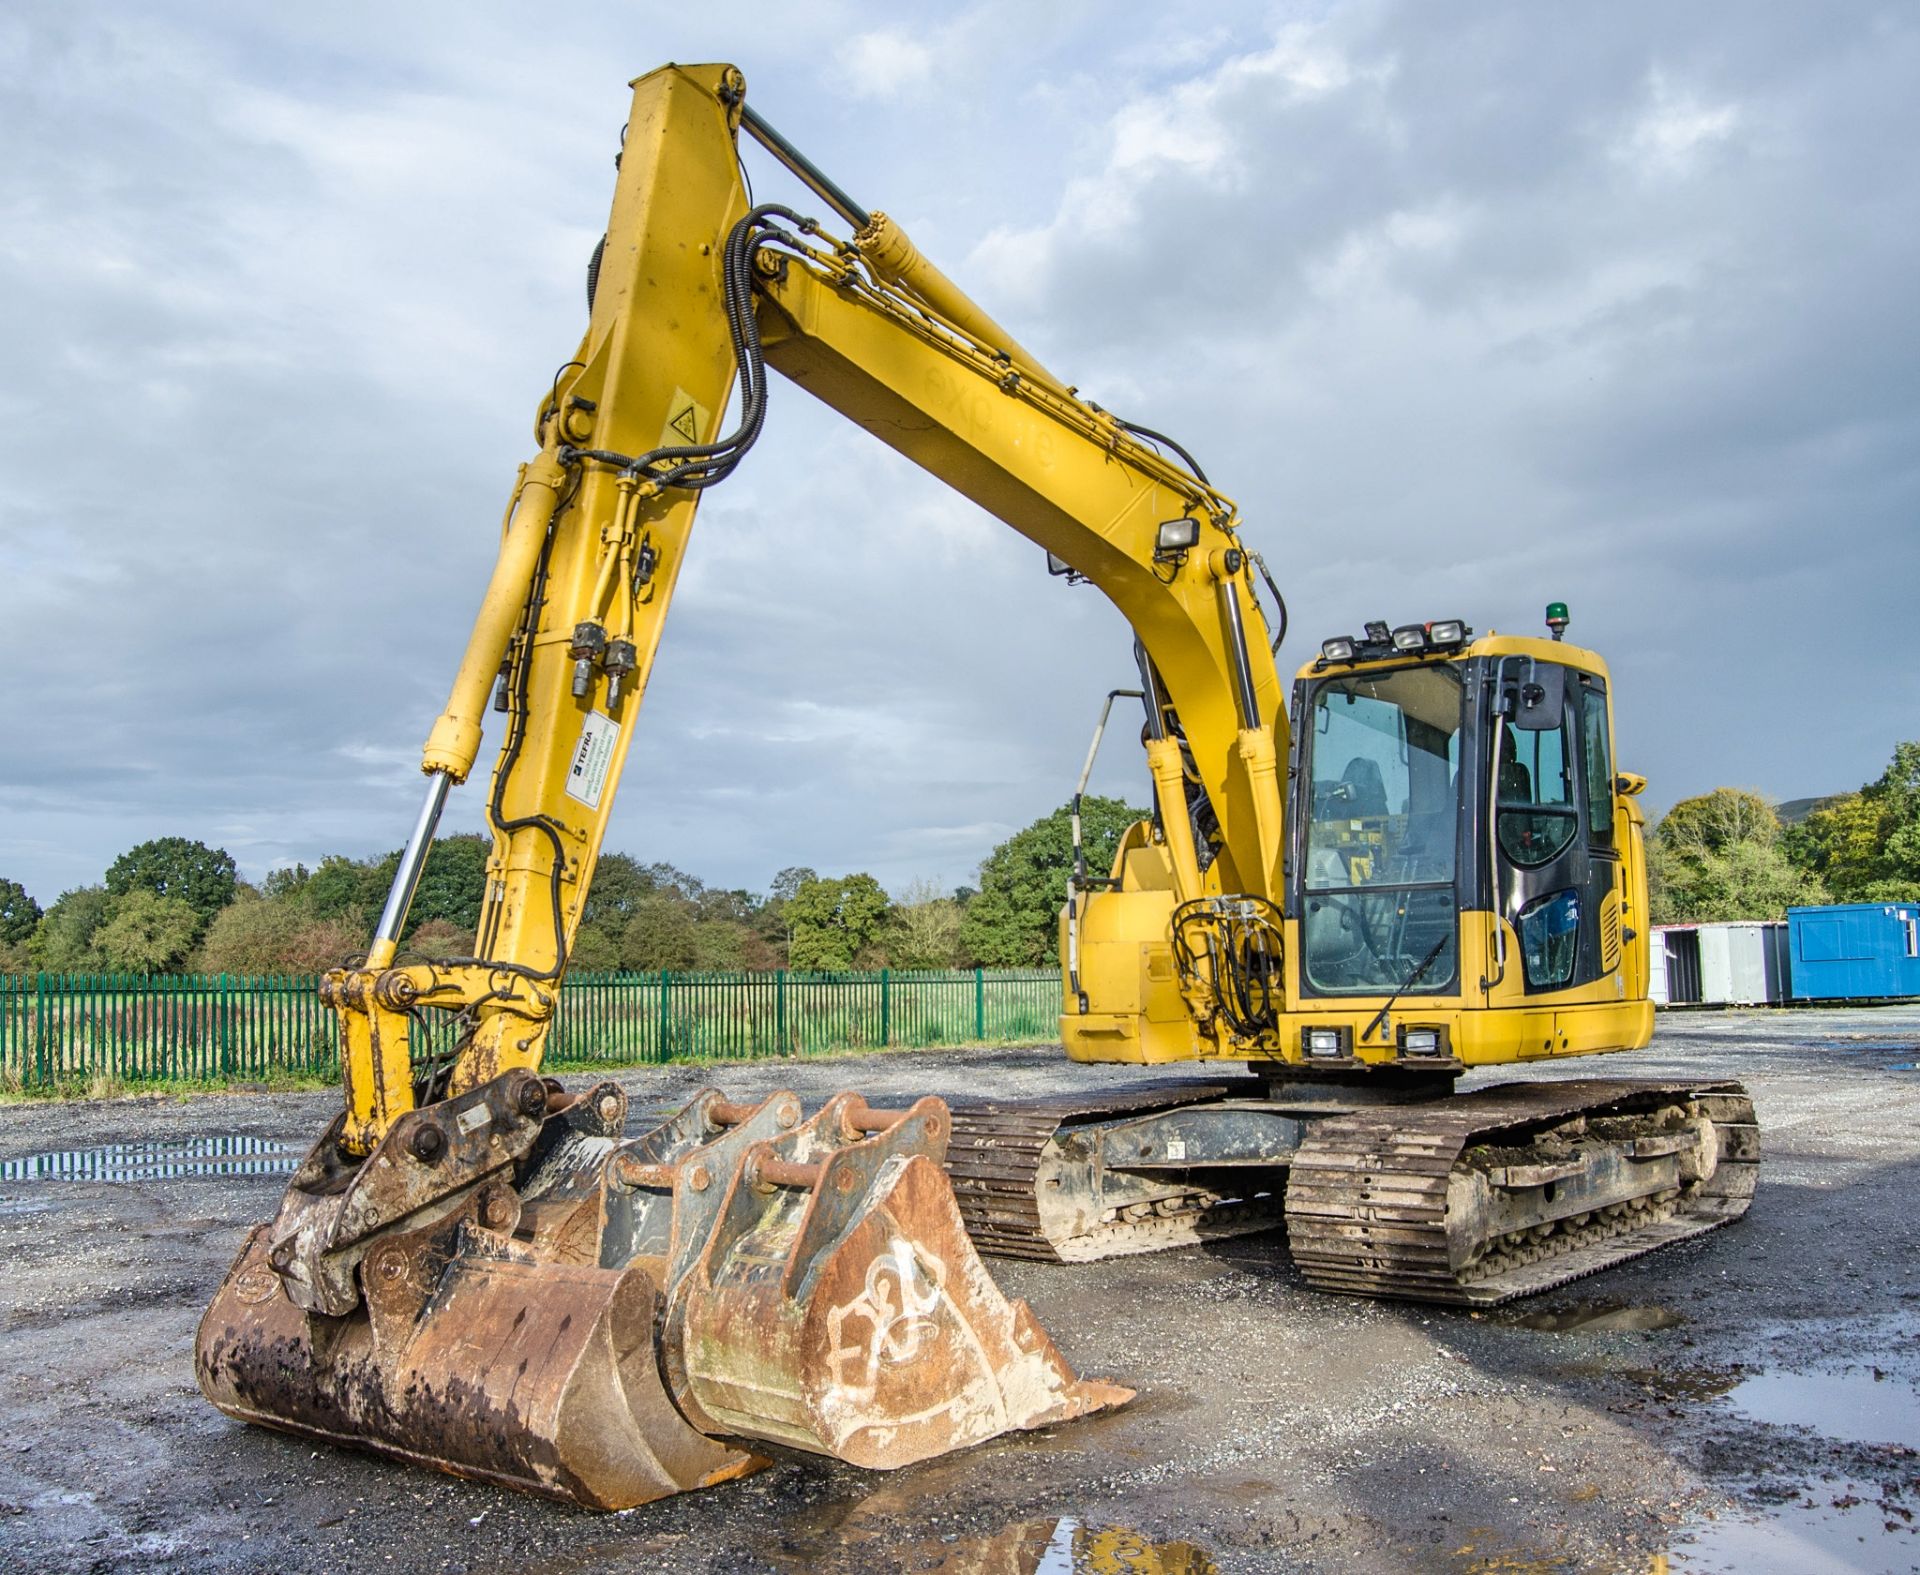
[301,854,383,923]
[619,891,699,971]
[755,865,819,966]
[1784,741,1920,902]
[1648,788,1825,923]
[104,837,238,930]
[581,852,657,929]
[406,918,476,960]
[769,866,817,905]
[32,886,114,970]
[960,797,1147,966]
[411,835,491,933]
[93,890,201,973]
[787,873,891,970]
[1783,793,1884,899]
[359,834,491,936]
[689,920,747,970]
[261,864,312,903]
[197,894,363,975]
[0,877,41,947]
[888,878,967,969]
[295,837,487,939]
[566,923,623,973]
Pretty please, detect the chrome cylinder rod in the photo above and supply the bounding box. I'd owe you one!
[374,771,452,946]
[739,104,870,230]
[1218,576,1261,730]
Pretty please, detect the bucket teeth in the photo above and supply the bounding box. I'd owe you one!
[196,1078,1128,1510]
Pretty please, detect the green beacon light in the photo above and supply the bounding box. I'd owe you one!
[1545,601,1570,641]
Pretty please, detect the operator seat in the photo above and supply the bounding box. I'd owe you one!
[1338,757,1389,817]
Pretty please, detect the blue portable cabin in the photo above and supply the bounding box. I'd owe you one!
[1786,903,1920,1001]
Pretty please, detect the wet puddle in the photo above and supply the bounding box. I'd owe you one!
[1500,1300,1687,1334]
[1671,1479,1918,1573]
[0,1136,297,1183]
[1616,1366,1741,1403]
[776,1515,1217,1573]
[1725,1366,1920,1451]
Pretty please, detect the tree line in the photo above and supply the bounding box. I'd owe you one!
[0,799,1147,978]
[9,733,1901,977]
[1649,740,1920,923]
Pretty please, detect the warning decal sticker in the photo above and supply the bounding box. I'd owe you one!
[563,711,620,811]
[661,387,708,450]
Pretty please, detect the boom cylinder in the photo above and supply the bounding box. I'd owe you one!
[420,449,569,782]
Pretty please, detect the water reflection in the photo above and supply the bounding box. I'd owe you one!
[1672,1478,1917,1573]
[0,1135,297,1182]
[1500,1300,1687,1333]
[1725,1365,1920,1451]
[921,1519,1217,1575]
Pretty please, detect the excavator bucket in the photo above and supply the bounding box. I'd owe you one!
[196,1073,1127,1510]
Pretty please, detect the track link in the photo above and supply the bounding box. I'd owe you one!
[1283,1079,1759,1306]
[947,1082,1256,1261]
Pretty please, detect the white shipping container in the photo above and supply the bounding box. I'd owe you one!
[1650,922,1789,1007]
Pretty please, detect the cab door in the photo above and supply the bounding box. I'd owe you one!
[1490,662,1617,996]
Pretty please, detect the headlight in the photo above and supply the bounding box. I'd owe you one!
[1302,1025,1351,1058]
[1154,518,1201,557]
[1399,1026,1442,1056]
[1391,624,1427,652]
[1320,636,1355,662]
[1428,619,1466,645]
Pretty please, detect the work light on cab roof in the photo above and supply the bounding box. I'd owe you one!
[1317,616,1472,666]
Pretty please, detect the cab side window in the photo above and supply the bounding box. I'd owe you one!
[1579,679,1614,848]
[1496,714,1576,869]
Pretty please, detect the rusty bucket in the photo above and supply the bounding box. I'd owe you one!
[196,1077,1127,1510]
[666,1093,1131,1467]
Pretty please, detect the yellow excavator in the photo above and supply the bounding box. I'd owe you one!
[197,63,1757,1512]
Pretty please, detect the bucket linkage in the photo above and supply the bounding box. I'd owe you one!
[196,1071,1129,1509]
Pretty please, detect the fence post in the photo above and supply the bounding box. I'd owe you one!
[880,969,890,1048]
[776,969,787,1055]
[35,972,47,1087]
[974,967,985,1041]
[218,973,232,1077]
[657,970,671,1063]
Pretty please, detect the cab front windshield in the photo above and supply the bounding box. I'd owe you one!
[1302,663,1462,994]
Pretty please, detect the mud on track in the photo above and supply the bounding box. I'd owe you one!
[3,1007,1918,1573]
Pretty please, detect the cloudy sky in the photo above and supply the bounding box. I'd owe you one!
[3,1,1915,909]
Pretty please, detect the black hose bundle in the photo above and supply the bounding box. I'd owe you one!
[1171,896,1286,1040]
[563,203,813,492]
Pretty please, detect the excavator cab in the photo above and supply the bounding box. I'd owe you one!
[1062,609,1654,1070]
[1288,616,1650,1062]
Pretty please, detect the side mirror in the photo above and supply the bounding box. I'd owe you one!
[1504,661,1565,731]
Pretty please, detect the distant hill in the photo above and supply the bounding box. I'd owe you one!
[1777,794,1848,825]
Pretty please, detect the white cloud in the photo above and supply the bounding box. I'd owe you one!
[1614,69,1740,177]
[0,0,1914,909]
[837,29,936,100]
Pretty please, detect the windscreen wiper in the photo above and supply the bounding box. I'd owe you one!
[1363,934,1450,1045]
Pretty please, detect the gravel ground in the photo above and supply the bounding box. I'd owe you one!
[2,1007,1917,1574]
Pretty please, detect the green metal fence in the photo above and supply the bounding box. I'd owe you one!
[0,968,1064,1088]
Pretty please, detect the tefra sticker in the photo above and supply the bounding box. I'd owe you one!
[564,711,620,810]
